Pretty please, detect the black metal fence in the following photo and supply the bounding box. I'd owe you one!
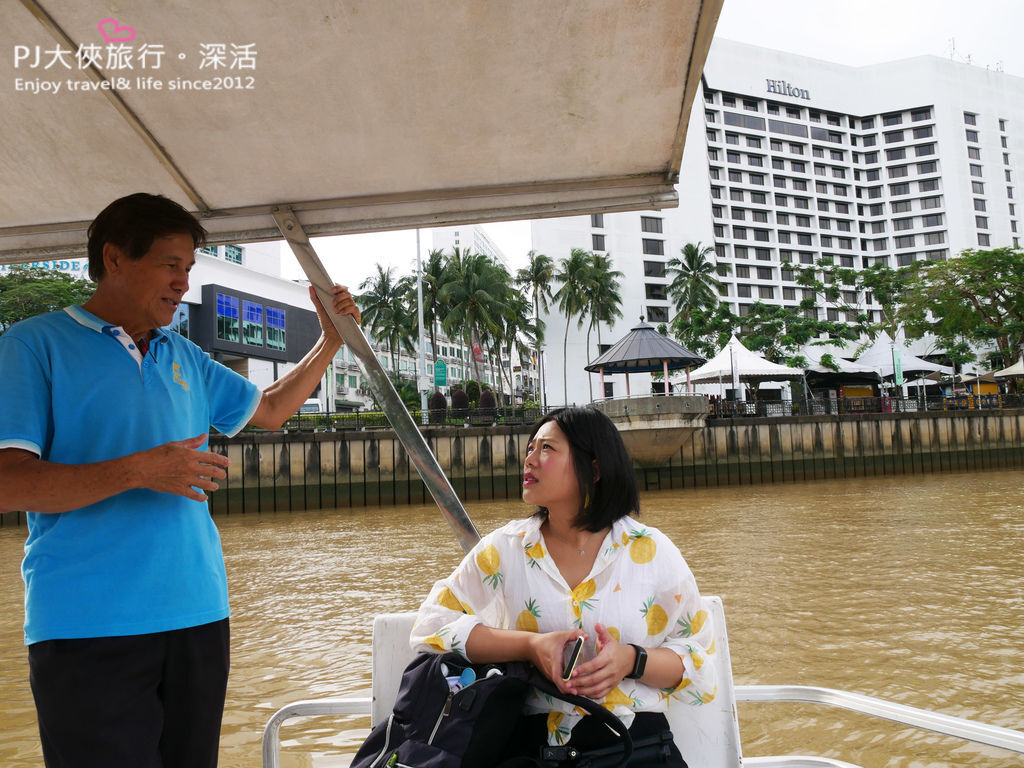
[275,405,546,433]
[708,394,1024,419]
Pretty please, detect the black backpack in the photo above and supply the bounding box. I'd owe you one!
[350,651,634,768]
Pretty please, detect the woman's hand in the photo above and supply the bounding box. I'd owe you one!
[526,629,586,694]
[562,623,632,699]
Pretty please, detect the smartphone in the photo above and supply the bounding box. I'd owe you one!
[561,637,584,681]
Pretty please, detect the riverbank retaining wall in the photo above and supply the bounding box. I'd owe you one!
[2,409,1022,524]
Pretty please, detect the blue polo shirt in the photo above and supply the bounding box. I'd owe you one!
[0,306,262,644]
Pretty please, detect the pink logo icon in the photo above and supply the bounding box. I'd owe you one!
[97,18,136,43]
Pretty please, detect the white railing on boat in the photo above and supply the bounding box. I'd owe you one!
[262,597,1024,768]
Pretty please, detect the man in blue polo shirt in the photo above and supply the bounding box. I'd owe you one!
[0,193,360,768]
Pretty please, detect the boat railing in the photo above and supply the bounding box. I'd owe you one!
[260,598,1024,768]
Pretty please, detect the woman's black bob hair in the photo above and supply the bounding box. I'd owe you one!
[527,406,639,531]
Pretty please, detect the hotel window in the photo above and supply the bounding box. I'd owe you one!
[861,117,875,129]
[783,286,796,299]
[756,266,773,280]
[964,112,977,126]
[731,208,745,220]
[894,218,913,231]
[870,221,886,234]
[749,155,764,167]
[1007,170,1014,182]
[792,179,808,191]
[791,160,806,172]
[772,158,785,170]
[999,118,1007,131]
[924,232,946,245]
[711,186,723,199]
[752,211,769,223]
[978,233,991,246]
[888,165,908,178]
[758,286,775,299]
[864,151,879,164]
[770,139,783,151]
[712,205,723,218]
[836,202,850,214]
[640,216,663,233]
[779,250,793,262]
[776,212,790,225]
[755,247,771,260]
[862,135,878,147]
[706,129,719,142]
[743,99,759,111]
[818,200,830,212]
[713,224,725,237]
[832,167,846,179]
[727,151,741,163]
[794,197,810,209]
[896,253,917,266]
[882,113,902,126]
[1002,136,1009,148]
[834,184,848,196]
[813,147,825,158]
[266,307,287,350]
[200,245,218,257]
[922,213,944,227]
[886,148,906,161]
[728,170,742,182]
[1010,186,1016,199]
[789,143,805,154]
[913,126,934,139]
[737,284,752,298]
[895,235,916,249]
[968,147,981,160]
[797,233,813,246]
[786,107,801,119]
[645,284,667,301]
[795,215,811,227]
[754,228,770,241]
[974,198,987,211]
[709,168,720,180]
[890,182,910,196]
[733,227,748,240]
[643,261,666,277]
[749,173,765,185]
[646,306,669,322]
[976,216,989,229]
[911,108,932,122]
[915,143,935,157]
[970,164,983,177]
[216,293,239,342]
[242,300,263,346]
[800,252,814,264]
[919,178,939,192]
[708,149,719,161]
[224,245,243,264]
[730,189,744,201]
[884,130,904,143]
[736,265,750,278]
[746,136,762,148]
[830,149,844,161]
[917,161,937,173]
[751,191,767,204]
[726,133,739,145]
[722,95,736,107]
[592,234,606,251]
[1005,153,1012,165]
[642,238,664,255]
[872,238,888,251]
[921,196,942,209]
[891,200,911,213]
[590,213,604,228]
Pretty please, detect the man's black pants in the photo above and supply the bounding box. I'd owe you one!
[28,618,230,768]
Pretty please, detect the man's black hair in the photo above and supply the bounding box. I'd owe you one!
[527,406,640,532]
[86,193,207,281]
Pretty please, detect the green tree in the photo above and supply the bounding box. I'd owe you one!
[900,247,1024,368]
[671,304,736,359]
[584,254,624,401]
[357,264,414,374]
[420,248,449,365]
[737,302,858,365]
[514,250,554,405]
[0,267,95,334]
[439,250,506,383]
[666,242,723,325]
[553,248,594,405]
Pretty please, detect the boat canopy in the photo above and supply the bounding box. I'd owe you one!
[1,0,721,264]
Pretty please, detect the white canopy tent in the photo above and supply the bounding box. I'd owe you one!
[994,359,1024,378]
[854,331,952,379]
[687,335,803,399]
[802,349,881,379]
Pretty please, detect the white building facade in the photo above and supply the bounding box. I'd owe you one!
[532,39,1024,406]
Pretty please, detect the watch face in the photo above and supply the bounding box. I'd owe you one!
[628,644,647,679]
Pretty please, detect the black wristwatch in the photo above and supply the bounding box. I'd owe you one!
[625,644,647,679]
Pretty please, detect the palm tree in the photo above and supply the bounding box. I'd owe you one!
[585,254,624,401]
[439,250,507,384]
[420,248,449,365]
[554,248,595,405]
[358,265,414,375]
[667,242,724,326]
[514,250,554,408]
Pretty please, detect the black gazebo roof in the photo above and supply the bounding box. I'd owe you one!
[584,318,705,374]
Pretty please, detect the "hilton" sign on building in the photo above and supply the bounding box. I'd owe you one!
[765,79,811,100]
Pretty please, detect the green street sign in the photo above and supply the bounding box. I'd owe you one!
[434,358,448,387]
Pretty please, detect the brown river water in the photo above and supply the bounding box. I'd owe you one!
[1,469,1022,767]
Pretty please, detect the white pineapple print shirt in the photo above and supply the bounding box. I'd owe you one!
[411,514,717,744]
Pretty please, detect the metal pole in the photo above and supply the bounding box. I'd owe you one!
[272,207,480,553]
[416,229,428,424]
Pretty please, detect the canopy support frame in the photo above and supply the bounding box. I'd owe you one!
[271,207,480,554]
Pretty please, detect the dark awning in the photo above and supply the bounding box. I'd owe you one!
[584,319,705,373]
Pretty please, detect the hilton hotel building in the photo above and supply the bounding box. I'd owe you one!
[532,39,1024,406]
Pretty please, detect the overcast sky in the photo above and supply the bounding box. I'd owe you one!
[295,0,1024,289]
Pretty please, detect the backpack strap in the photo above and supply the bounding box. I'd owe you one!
[523,666,634,768]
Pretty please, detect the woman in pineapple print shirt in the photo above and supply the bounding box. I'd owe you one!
[412,407,715,765]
